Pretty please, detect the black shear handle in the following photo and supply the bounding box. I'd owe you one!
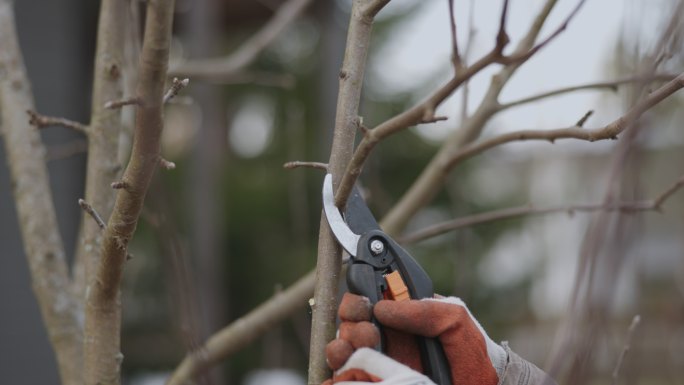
[347,259,452,384]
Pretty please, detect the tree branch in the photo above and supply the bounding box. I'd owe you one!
[26,109,88,133]
[447,0,461,70]
[78,199,106,230]
[166,271,316,385]
[83,0,175,383]
[308,1,389,382]
[497,73,678,111]
[283,160,328,170]
[611,315,641,385]
[0,2,82,383]
[443,73,684,170]
[400,173,684,244]
[168,0,313,80]
[104,97,142,109]
[72,0,127,310]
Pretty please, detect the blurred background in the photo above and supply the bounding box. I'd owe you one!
[1,0,683,384]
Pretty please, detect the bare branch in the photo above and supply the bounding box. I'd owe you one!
[0,3,81,383]
[401,174,684,244]
[104,96,142,109]
[283,161,328,170]
[307,0,390,382]
[72,0,127,310]
[334,0,587,209]
[169,0,313,79]
[448,0,461,70]
[575,110,593,127]
[83,0,175,383]
[495,0,511,50]
[380,0,583,236]
[443,73,684,170]
[653,175,684,209]
[163,77,190,103]
[497,73,679,111]
[166,272,316,385]
[26,109,87,133]
[78,199,106,230]
[612,315,641,385]
[497,0,586,65]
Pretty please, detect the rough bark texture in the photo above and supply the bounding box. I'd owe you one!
[72,0,126,308]
[82,0,176,384]
[0,2,82,384]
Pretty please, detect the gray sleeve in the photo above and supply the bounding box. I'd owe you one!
[497,343,557,385]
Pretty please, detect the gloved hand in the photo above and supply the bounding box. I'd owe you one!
[324,348,436,385]
[324,293,508,385]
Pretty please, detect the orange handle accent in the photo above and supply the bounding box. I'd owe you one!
[384,271,410,301]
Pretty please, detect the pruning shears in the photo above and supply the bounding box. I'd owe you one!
[322,174,452,385]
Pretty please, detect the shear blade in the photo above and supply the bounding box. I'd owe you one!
[322,174,361,257]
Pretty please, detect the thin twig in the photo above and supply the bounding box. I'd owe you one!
[497,73,678,111]
[83,0,175,383]
[26,110,87,133]
[78,199,106,230]
[283,161,328,170]
[443,73,684,170]
[653,175,684,209]
[575,110,594,127]
[401,174,684,244]
[163,77,190,103]
[497,0,587,65]
[104,96,142,109]
[460,0,476,123]
[447,0,461,70]
[611,315,641,385]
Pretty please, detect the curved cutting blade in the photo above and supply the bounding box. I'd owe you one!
[322,174,360,256]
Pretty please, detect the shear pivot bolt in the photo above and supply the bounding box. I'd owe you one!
[370,240,384,255]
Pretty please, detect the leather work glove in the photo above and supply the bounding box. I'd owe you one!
[323,293,508,385]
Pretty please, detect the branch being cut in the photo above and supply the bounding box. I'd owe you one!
[308,1,389,382]
[401,174,684,244]
[169,0,313,80]
[83,0,175,383]
[0,2,81,383]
